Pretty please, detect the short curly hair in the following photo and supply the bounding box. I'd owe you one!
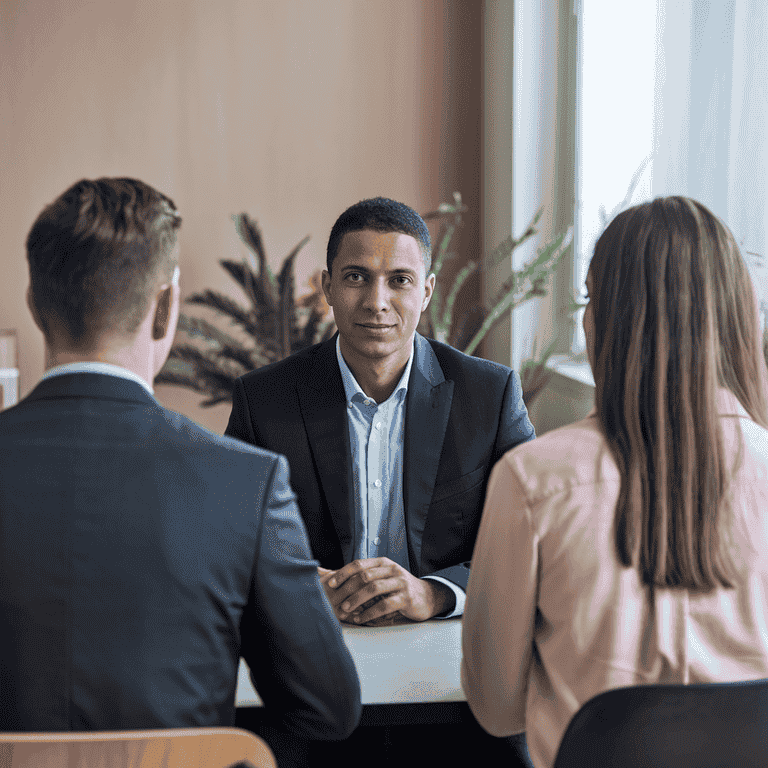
[26,177,181,347]
[326,197,431,275]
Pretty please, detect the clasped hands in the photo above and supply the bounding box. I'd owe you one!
[318,557,454,626]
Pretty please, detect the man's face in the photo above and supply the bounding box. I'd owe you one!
[322,229,435,370]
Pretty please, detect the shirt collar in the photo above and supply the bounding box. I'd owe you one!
[335,335,414,406]
[39,362,155,396]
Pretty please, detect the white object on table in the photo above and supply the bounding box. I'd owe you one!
[236,617,464,706]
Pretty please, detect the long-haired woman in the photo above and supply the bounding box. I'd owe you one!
[461,196,768,768]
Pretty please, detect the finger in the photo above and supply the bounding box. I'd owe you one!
[338,576,403,618]
[327,557,394,589]
[361,612,402,627]
[349,593,403,625]
[324,584,350,611]
[317,567,336,584]
[330,565,397,605]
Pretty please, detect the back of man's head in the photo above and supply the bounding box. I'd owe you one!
[26,177,182,350]
[326,197,432,276]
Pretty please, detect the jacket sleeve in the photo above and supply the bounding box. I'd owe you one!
[239,455,361,744]
[494,369,536,462]
[225,377,258,445]
[419,368,536,595]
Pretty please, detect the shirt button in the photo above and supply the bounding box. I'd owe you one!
[373,479,382,488]
[347,402,353,409]
[364,399,372,406]
[375,422,382,430]
[373,537,380,545]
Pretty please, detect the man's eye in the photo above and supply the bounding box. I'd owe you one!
[393,276,410,285]
[346,273,364,282]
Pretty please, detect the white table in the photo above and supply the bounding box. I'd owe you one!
[236,617,464,706]
[233,617,525,765]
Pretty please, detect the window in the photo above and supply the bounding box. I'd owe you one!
[574,0,657,354]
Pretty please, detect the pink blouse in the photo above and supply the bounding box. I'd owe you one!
[461,390,768,768]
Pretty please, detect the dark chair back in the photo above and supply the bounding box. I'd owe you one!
[553,679,768,768]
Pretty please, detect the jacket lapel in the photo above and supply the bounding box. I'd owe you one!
[404,334,453,574]
[298,338,355,563]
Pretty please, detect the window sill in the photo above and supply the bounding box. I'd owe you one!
[526,354,594,436]
[546,354,595,388]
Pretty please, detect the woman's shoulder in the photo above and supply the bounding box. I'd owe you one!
[499,412,619,502]
[730,416,768,484]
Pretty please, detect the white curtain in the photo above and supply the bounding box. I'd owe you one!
[652,0,768,312]
[574,0,768,355]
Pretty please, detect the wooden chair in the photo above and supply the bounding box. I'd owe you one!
[0,727,276,768]
[553,679,768,768]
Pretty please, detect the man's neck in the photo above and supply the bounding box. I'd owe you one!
[45,346,153,389]
[339,341,413,403]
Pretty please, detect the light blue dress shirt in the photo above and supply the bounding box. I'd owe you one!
[335,337,464,618]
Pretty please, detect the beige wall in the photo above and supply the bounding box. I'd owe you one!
[0,0,481,434]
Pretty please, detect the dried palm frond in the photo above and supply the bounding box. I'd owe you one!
[184,289,259,337]
[155,216,335,407]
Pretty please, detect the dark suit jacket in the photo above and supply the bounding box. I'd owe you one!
[0,373,361,753]
[225,334,535,592]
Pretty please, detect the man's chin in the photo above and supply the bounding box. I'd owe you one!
[344,338,399,360]
[342,329,417,357]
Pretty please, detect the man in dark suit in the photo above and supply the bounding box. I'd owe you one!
[0,178,361,767]
[226,197,536,626]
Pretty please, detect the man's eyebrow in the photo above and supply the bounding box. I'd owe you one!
[340,265,418,276]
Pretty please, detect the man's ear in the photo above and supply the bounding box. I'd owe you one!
[321,269,333,307]
[152,285,173,340]
[26,286,43,332]
[422,272,436,312]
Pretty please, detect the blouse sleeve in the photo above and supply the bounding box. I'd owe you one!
[461,452,538,737]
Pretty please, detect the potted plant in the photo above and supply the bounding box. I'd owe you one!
[420,192,574,407]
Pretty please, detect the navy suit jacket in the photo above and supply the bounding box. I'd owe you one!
[0,373,360,751]
[225,333,536,592]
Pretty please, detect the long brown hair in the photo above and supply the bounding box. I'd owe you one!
[589,196,768,590]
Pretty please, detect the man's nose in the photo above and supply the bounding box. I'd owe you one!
[363,279,390,312]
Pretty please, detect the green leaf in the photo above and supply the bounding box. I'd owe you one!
[441,261,477,333]
[491,227,573,309]
[422,191,468,221]
[462,226,574,356]
[485,208,544,269]
[431,222,457,281]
